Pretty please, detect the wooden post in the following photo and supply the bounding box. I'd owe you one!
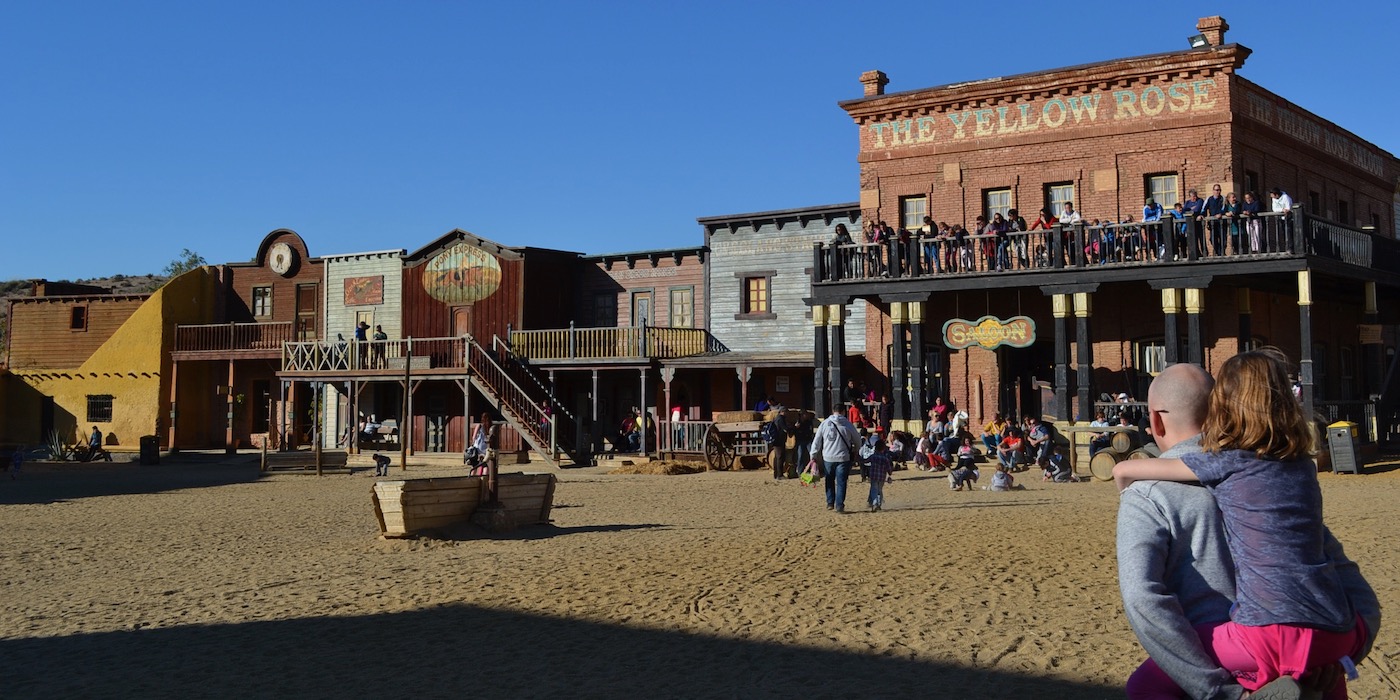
[1185,288,1205,366]
[314,382,323,477]
[909,301,926,431]
[1163,289,1181,365]
[1074,292,1093,421]
[1298,271,1315,419]
[167,360,179,451]
[401,338,410,470]
[1052,293,1070,422]
[813,304,829,417]
[889,302,908,425]
[225,360,236,454]
[828,305,845,411]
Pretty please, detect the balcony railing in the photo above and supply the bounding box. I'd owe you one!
[812,211,1394,283]
[508,324,727,361]
[174,322,295,354]
[282,337,467,373]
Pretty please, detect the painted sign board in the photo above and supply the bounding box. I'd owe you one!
[942,315,1037,350]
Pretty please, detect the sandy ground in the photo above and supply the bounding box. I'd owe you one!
[1,454,1397,699]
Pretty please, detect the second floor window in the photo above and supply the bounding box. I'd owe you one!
[984,188,1011,220]
[670,288,694,328]
[1147,174,1179,210]
[70,306,88,331]
[900,195,927,230]
[1046,183,1074,218]
[252,286,272,317]
[592,293,617,327]
[743,276,769,314]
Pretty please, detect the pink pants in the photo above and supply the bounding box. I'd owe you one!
[1127,618,1366,700]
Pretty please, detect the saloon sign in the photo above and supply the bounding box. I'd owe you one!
[942,315,1036,350]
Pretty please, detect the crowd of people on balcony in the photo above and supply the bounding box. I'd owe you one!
[827,184,1301,279]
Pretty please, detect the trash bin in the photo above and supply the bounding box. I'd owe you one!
[1326,421,1359,474]
[139,435,160,466]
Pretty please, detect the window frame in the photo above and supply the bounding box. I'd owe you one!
[668,286,694,329]
[591,293,618,328]
[86,394,114,423]
[1146,173,1180,211]
[1045,183,1075,219]
[899,195,928,230]
[70,305,88,331]
[734,271,776,320]
[983,188,1012,220]
[251,286,273,318]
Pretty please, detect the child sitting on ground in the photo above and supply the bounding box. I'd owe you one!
[987,464,1020,491]
[949,437,980,490]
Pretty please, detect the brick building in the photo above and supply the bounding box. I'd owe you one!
[808,16,1400,446]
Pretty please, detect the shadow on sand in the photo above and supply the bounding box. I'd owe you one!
[0,455,264,506]
[3,604,1121,698]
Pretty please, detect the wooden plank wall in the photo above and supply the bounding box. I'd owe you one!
[402,255,523,342]
[7,297,146,369]
[576,252,706,329]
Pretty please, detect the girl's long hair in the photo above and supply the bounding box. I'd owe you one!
[1201,347,1315,460]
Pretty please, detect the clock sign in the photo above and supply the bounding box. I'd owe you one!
[269,242,297,276]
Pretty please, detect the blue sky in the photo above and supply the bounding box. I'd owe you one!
[3,1,1396,281]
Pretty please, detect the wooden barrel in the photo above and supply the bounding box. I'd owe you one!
[1110,430,1138,454]
[1089,448,1126,481]
[1125,448,1151,460]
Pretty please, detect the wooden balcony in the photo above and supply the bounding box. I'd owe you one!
[507,325,728,363]
[281,337,467,375]
[172,322,295,361]
[810,211,1399,292]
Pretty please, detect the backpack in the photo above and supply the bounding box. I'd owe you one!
[761,421,778,445]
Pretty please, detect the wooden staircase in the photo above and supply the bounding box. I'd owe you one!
[464,335,587,468]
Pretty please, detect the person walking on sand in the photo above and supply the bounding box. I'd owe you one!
[810,403,860,514]
[864,439,894,512]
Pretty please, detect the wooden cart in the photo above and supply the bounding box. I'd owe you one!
[704,418,770,471]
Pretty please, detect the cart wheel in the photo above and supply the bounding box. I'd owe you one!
[704,431,727,471]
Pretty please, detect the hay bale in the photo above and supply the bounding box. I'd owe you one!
[713,410,762,423]
[608,460,706,476]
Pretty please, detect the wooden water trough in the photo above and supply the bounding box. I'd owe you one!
[371,472,557,538]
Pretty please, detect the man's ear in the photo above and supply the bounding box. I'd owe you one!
[1149,409,1166,439]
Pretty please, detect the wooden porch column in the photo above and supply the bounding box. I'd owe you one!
[660,367,674,453]
[225,360,236,454]
[908,301,927,433]
[1363,281,1383,396]
[1237,288,1252,354]
[736,366,751,411]
[280,380,289,451]
[812,304,829,417]
[167,360,179,451]
[639,367,650,455]
[1052,293,1070,422]
[827,304,845,411]
[889,302,909,427]
[1162,289,1182,365]
[1298,271,1315,419]
[1185,288,1205,366]
[1074,292,1093,421]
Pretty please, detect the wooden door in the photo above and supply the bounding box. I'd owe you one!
[452,305,473,338]
[296,284,319,340]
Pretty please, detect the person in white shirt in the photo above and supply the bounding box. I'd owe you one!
[1269,187,1292,214]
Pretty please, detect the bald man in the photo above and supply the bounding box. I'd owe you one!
[1116,363,1379,699]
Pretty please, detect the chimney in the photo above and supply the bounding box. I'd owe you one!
[859,70,889,97]
[1196,16,1228,47]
